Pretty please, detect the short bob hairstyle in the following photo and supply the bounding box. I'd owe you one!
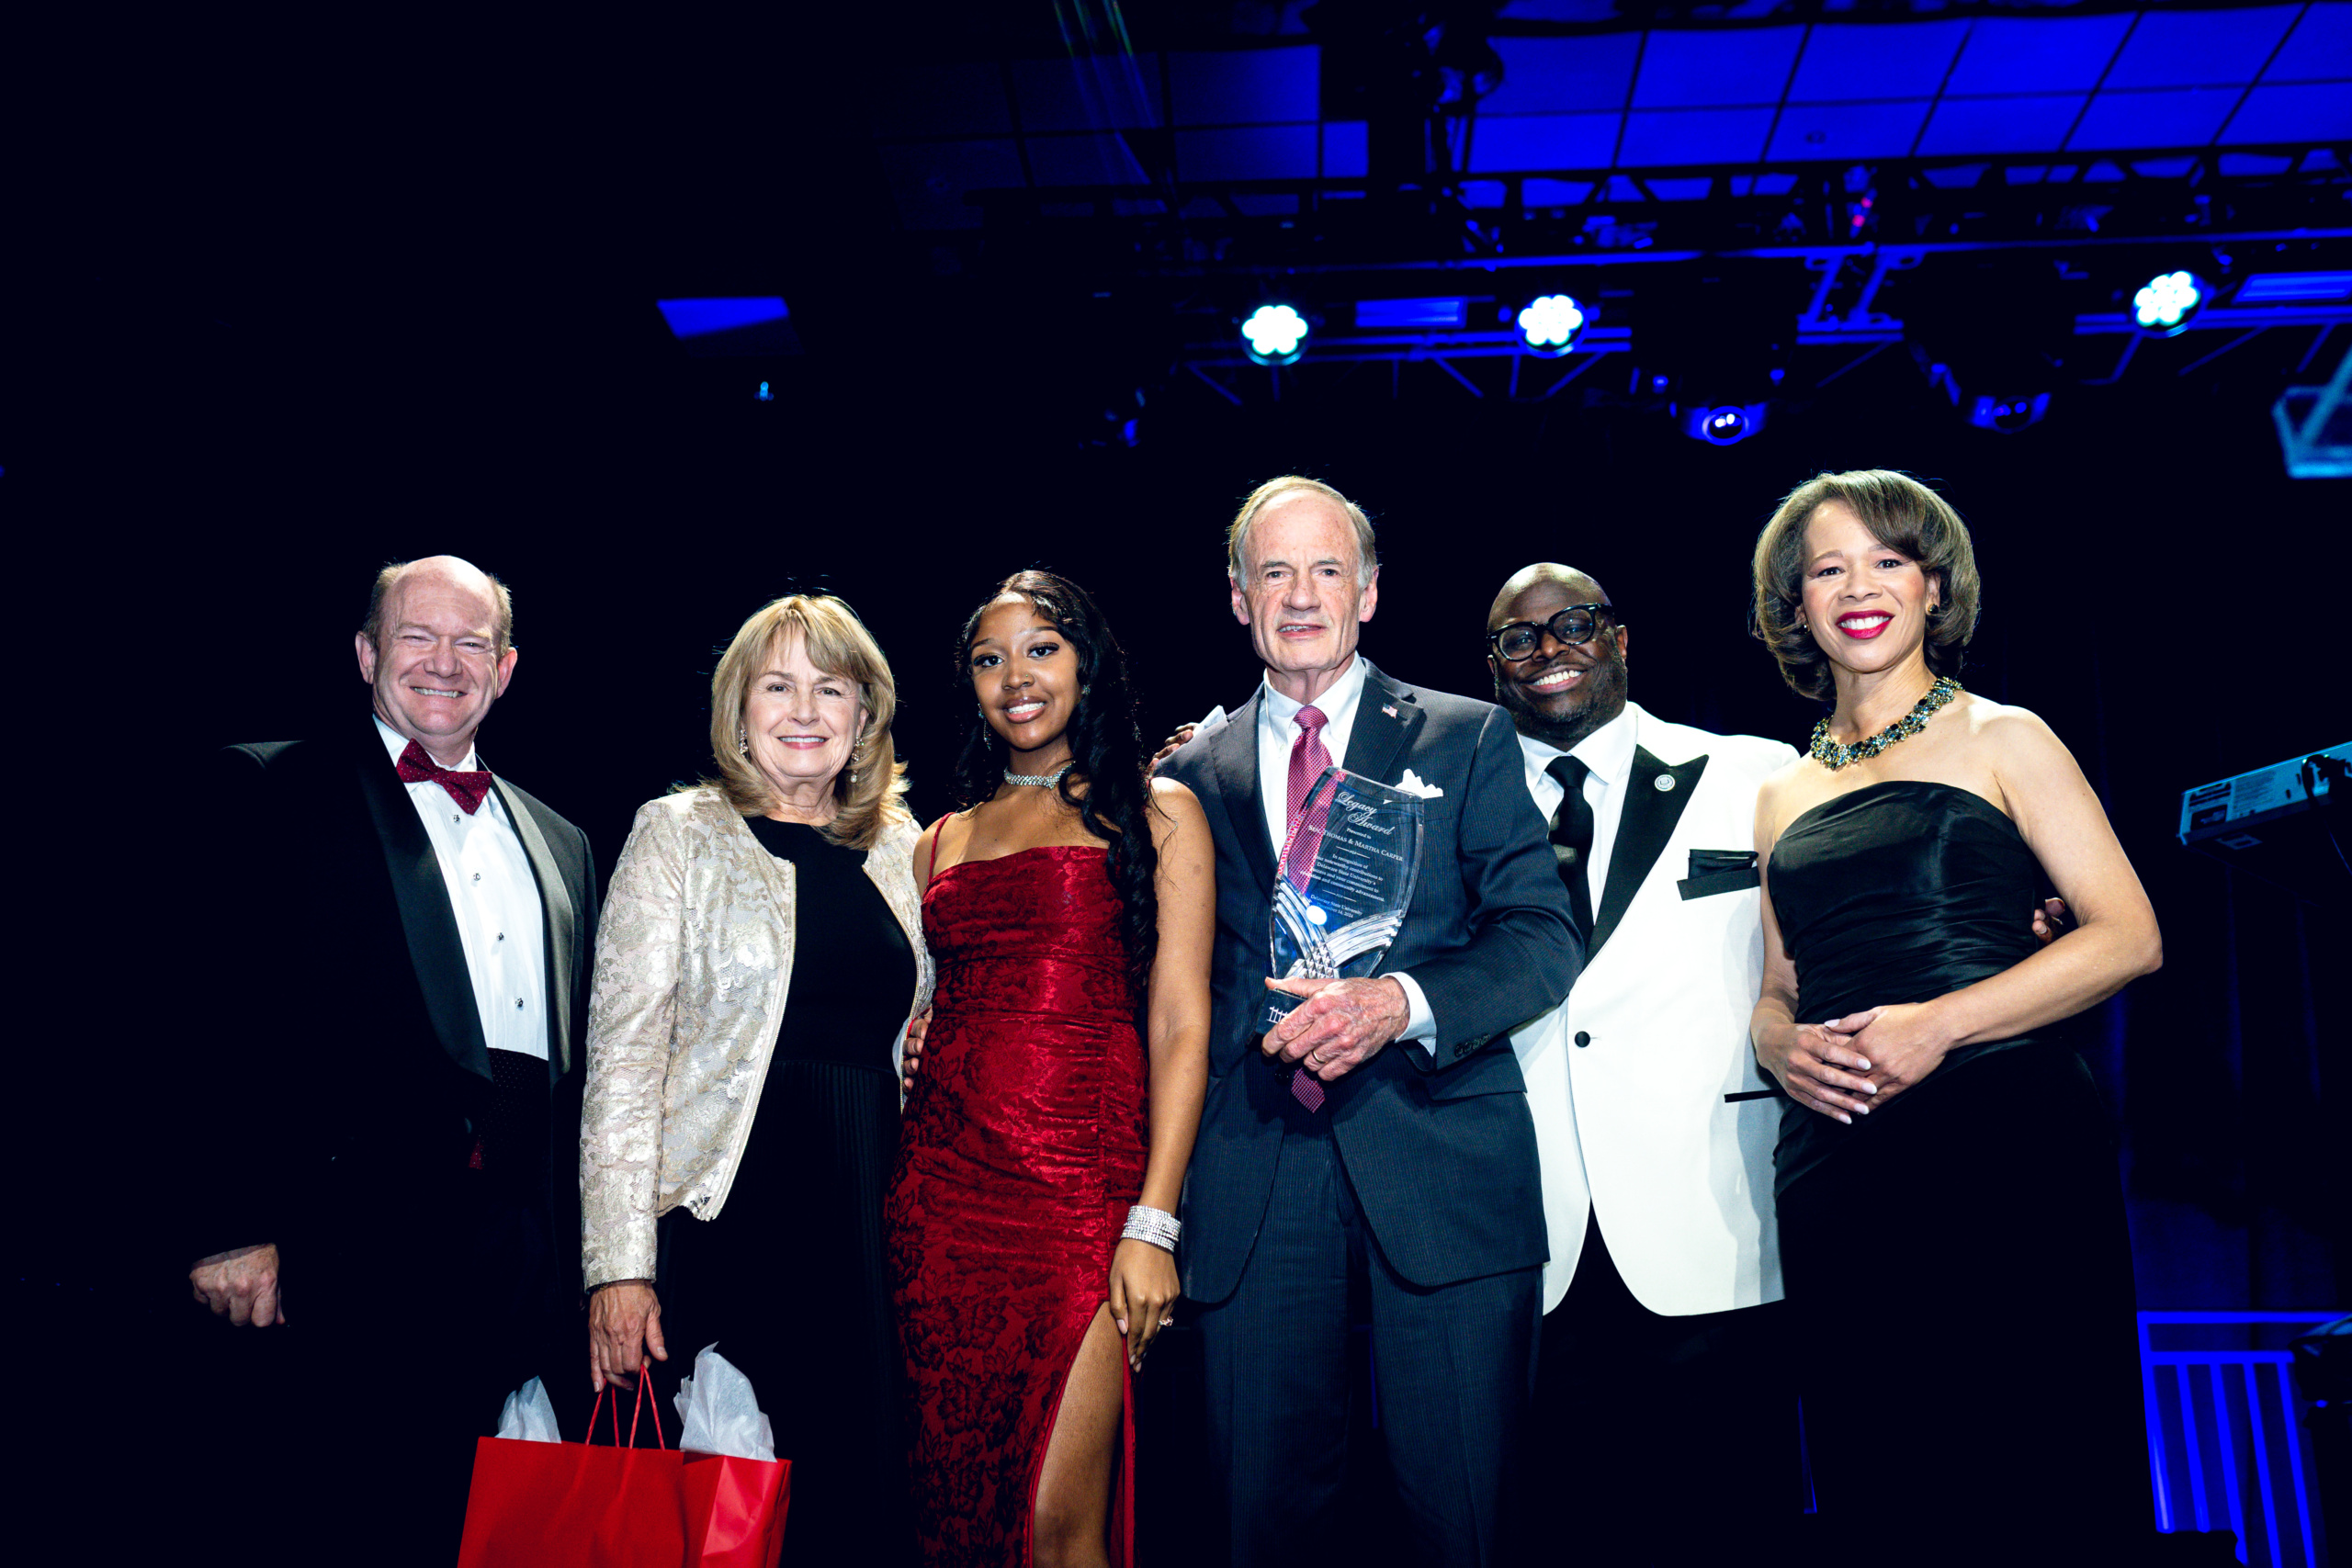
[1750,469,1982,703]
[1227,475,1379,588]
[701,593,910,850]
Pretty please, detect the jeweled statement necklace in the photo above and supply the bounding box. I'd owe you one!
[1004,761,1074,788]
[1809,676,1962,772]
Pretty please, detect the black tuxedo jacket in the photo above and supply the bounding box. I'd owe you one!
[185,716,598,1310]
[1159,660,1581,1300]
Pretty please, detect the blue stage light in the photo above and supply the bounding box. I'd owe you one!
[1682,402,1767,446]
[1242,304,1308,366]
[2132,271,2206,335]
[1516,294,1586,357]
[755,380,773,402]
[1966,392,2050,433]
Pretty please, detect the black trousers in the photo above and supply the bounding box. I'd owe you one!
[1193,1120,1542,1568]
[1516,1209,1804,1567]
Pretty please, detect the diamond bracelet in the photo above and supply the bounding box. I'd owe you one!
[1122,1204,1182,1252]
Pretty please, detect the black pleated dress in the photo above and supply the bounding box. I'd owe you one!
[1769,782,2149,1564]
[654,817,917,1568]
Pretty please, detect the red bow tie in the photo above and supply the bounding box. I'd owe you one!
[395,740,493,815]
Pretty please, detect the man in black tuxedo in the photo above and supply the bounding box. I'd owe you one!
[183,555,597,1558]
[1157,478,1580,1566]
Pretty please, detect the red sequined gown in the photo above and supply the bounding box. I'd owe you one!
[885,845,1148,1566]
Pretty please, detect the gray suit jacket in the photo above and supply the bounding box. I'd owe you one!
[1160,660,1581,1301]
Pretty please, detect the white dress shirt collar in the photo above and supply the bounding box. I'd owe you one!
[1257,653,1369,743]
[375,715,483,775]
[1515,700,1638,786]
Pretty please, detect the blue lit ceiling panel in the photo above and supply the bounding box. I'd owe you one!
[1470,111,1624,171]
[2222,81,2352,141]
[1324,121,1369,178]
[1942,15,2135,96]
[2070,85,2244,148]
[1768,100,1935,161]
[1485,35,1644,114]
[1786,22,1970,103]
[1025,132,1151,186]
[2265,4,2352,79]
[865,6,2352,227]
[2102,5,2302,89]
[1631,28,1806,109]
[1917,93,2089,156]
[1168,46,1319,125]
[1618,106,1778,165]
[1176,124,1319,180]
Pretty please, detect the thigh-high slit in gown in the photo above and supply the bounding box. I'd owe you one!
[1768,782,2148,1562]
[886,845,1148,1566]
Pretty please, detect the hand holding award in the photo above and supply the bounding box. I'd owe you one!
[1264,766,1424,1107]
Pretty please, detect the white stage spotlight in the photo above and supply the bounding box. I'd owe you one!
[1516,294,1586,357]
[2133,271,2207,335]
[1242,304,1308,366]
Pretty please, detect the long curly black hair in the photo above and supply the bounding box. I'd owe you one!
[949,570,1159,996]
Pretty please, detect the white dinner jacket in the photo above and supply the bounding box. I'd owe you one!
[1511,703,1799,1316]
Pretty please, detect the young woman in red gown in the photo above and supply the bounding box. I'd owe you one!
[886,570,1212,1567]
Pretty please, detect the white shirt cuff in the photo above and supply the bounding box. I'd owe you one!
[1390,971,1436,1043]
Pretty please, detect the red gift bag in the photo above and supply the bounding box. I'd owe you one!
[457,1377,790,1568]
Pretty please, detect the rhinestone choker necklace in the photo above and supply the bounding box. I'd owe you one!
[1809,676,1962,772]
[1004,761,1074,788]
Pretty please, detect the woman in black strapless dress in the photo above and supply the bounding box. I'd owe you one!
[1747,471,2164,1563]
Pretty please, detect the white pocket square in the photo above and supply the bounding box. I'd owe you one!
[1396,769,1444,800]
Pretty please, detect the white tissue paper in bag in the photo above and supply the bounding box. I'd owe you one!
[673,1344,776,1461]
[495,1376,561,1443]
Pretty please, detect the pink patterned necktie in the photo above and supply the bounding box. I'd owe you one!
[1283,705,1333,1111]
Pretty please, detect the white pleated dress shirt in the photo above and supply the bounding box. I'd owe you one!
[376,716,548,1059]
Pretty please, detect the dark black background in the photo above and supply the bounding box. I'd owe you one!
[12,10,2343,1525]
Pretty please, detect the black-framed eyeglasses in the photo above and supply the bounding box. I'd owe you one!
[1488,604,1611,662]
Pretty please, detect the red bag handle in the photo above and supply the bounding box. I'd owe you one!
[585,1369,668,1450]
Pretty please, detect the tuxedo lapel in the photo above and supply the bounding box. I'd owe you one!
[350,723,493,1081]
[1341,661,1425,787]
[1589,744,1709,958]
[1209,690,1278,892]
[493,779,577,1079]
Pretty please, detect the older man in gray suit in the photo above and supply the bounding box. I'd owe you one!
[1158,476,1580,1566]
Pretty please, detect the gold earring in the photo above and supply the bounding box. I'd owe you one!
[737,727,750,757]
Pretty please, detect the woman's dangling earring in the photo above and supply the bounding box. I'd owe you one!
[737,726,751,757]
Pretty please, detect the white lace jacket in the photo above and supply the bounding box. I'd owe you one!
[579,787,933,1290]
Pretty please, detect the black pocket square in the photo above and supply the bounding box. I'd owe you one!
[1679,849,1759,899]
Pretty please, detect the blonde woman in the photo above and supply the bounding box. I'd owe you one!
[582,593,933,1567]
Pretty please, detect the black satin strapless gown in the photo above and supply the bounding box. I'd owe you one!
[1769,783,2148,1562]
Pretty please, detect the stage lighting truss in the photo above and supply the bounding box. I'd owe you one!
[2132,270,2209,336]
[1516,294,1586,357]
[1241,304,1309,366]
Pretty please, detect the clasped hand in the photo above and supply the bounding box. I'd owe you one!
[1762,1002,1949,1123]
[189,1243,286,1326]
[1261,975,1410,1081]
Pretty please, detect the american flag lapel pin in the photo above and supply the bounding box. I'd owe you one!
[1382,703,1398,718]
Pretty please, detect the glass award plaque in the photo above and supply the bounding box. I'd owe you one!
[1266,766,1424,1029]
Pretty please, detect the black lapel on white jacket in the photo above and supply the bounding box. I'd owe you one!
[350,721,494,1081]
[1589,745,1709,958]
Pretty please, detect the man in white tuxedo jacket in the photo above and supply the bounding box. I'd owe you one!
[1489,564,1803,1564]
